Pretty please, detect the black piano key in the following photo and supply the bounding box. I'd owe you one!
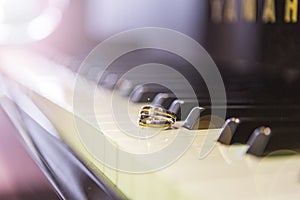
[247,125,300,157]
[130,84,171,103]
[151,93,202,110]
[117,79,135,96]
[151,93,178,109]
[218,118,242,145]
[129,83,198,103]
[182,107,205,130]
[218,117,300,145]
[100,73,119,89]
[169,99,201,120]
[177,105,227,129]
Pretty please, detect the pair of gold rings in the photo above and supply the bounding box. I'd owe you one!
[138,105,176,128]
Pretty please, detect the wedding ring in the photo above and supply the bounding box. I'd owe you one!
[138,105,176,128]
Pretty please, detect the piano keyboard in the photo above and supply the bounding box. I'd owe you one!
[0,49,300,200]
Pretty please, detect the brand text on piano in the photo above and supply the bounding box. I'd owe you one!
[210,0,298,23]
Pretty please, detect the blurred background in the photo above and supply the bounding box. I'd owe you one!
[0,0,300,199]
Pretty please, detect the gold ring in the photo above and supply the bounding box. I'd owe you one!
[138,105,176,128]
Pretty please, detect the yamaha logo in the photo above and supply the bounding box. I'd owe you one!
[210,0,298,23]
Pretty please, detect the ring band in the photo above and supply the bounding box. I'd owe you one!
[138,105,176,128]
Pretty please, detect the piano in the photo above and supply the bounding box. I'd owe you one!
[0,0,300,199]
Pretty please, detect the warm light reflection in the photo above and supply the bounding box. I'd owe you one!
[0,0,69,44]
[0,0,44,23]
[28,6,62,40]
